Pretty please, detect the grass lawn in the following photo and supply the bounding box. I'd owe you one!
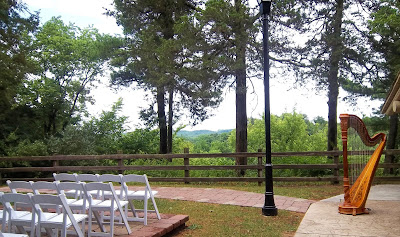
[156,199,303,237]
[148,182,343,236]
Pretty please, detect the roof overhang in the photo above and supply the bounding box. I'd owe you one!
[382,72,400,115]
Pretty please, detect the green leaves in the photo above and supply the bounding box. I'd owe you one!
[0,13,123,155]
[0,0,39,155]
[369,0,400,79]
[119,129,160,154]
[229,112,328,153]
[22,17,122,137]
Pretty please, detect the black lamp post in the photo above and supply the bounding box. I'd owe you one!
[260,0,278,216]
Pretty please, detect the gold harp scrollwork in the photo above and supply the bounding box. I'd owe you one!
[338,114,386,215]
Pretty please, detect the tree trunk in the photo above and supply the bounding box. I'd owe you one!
[385,114,398,174]
[157,86,168,154]
[167,88,173,155]
[327,0,344,152]
[160,0,174,155]
[234,0,247,176]
[235,69,247,176]
[45,109,57,137]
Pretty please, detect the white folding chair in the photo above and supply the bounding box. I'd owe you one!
[56,182,101,213]
[53,173,78,198]
[84,182,131,237]
[97,174,130,224]
[6,181,33,194]
[31,194,87,237]
[0,193,33,236]
[31,181,58,195]
[76,174,101,198]
[76,174,99,183]
[97,174,125,200]
[0,193,3,225]
[53,173,77,182]
[6,181,34,211]
[122,174,161,225]
[0,231,28,237]
[31,181,64,213]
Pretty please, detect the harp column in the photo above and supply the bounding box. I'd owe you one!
[260,0,278,216]
[339,114,351,208]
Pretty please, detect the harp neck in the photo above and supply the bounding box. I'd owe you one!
[340,114,386,147]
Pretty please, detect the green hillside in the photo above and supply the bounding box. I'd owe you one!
[177,129,233,138]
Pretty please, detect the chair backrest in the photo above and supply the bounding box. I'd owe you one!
[122,174,147,183]
[1,192,34,233]
[31,194,63,218]
[31,194,84,237]
[1,192,33,216]
[31,181,61,213]
[122,174,153,195]
[98,174,124,198]
[84,182,114,199]
[7,180,33,194]
[98,174,123,183]
[53,173,77,182]
[57,181,86,200]
[31,181,58,195]
[76,174,99,182]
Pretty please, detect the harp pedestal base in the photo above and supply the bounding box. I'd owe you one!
[338,203,369,216]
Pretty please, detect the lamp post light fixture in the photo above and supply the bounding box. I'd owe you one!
[259,0,278,217]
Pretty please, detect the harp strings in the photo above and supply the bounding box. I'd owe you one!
[347,119,375,185]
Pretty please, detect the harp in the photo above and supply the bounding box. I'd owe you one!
[338,114,386,215]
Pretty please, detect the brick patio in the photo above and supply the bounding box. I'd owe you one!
[0,185,315,236]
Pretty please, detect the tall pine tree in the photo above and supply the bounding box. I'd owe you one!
[270,0,382,152]
[108,0,225,153]
[198,0,260,174]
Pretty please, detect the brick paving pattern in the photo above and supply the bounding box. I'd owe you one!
[153,186,315,213]
[0,186,314,213]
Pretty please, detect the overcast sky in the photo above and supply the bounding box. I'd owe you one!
[23,0,382,131]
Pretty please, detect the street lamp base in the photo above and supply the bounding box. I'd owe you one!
[262,206,278,216]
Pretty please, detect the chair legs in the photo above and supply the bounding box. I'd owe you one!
[151,195,161,220]
[88,209,109,237]
[85,182,131,237]
[126,197,161,225]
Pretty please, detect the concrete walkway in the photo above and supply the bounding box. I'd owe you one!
[295,184,400,237]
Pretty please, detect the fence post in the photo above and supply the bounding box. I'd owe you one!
[53,159,59,168]
[332,148,340,184]
[184,147,190,184]
[117,150,124,174]
[258,148,263,186]
[52,154,59,174]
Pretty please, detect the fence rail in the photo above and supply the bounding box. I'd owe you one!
[1,149,399,183]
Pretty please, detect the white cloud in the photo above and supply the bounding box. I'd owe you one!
[24,0,122,34]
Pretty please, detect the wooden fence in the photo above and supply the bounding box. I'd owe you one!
[0,149,399,184]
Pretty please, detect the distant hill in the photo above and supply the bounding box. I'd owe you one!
[177,129,233,138]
